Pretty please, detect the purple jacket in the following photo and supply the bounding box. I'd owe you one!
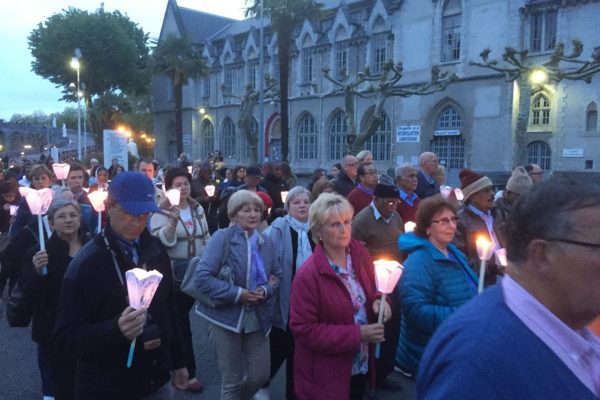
[289,240,380,400]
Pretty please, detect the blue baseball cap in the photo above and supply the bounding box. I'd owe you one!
[109,172,160,215]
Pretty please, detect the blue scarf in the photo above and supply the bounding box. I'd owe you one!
[248,230,268,290]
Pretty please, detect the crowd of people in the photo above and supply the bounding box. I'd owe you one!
[0,148,598,400]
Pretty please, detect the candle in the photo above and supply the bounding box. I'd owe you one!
[373,259,404,358]
[165,188,181,206]
[52,163,71,187]
[187,166,193,174]
[476,236,494,294]
[495,248,507,268]
[205,184,215,197]
[21,188,53,275]
[88,190,108,233]
[404,221,416,233]
[280,191,289,204]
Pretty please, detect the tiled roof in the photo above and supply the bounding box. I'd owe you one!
[177,5,238,44]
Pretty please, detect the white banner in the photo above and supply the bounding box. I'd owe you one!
[396,125,421,143]
[103,130,129,170]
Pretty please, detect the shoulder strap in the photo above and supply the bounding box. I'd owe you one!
[220,227,231,268]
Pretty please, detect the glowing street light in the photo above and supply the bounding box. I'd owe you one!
[71,53,82,160]
[529,68,549,85]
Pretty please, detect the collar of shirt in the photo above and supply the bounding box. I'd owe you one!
[421,170,436,185]
[399,189,418,206]
[113,235,141,265]
[357,184,374,196]
[370,202,393,224]
[503,275,600,396]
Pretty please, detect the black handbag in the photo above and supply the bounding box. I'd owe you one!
[6,281,33,327]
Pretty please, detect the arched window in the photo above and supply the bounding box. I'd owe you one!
[527,141,551,170]
[364,112,392,161]
[329,111,348,161]
[201,120,215,157]
[587,102,598,132]
[297,113,317,160]
[301,35,313,83]
[431,106,465,170]
[531,94,550,126]
[442,0,461,62]
[221,118,236,158]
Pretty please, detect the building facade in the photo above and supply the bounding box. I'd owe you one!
[153,0,600,182]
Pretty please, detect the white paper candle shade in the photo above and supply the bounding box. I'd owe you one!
[476,236,495,261]
[187,166,193,174]
[280,191,289,204]
[374,260,404,294]
[440,186,452,199]
[52,163,71,181]
[21,188,53,215]
[88,190,108,213]
[205,185,216,197]
[495,248,507,267]
[165,189,181,206]
[404,221,416,233]
[454,188,464,201]
[125,268,164,310]
[9,205,18,217]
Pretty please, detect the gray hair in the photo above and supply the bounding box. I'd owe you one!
[395,163,417,178]
[284,186,311,212]
[227,189,263,220]
[507,178,600,262]
[47,198,81,223]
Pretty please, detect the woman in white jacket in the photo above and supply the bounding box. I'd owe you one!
[150,167,210,393]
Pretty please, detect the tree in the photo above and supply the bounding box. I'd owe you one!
[470,40,600,166]
[233,76,278,164]
[28,5,151,153]
[246,0,324,162]
[152,34,209,157]
[323,62,457,154]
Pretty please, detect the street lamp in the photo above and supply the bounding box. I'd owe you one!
[529,68,549,85]
[70,54,81,160]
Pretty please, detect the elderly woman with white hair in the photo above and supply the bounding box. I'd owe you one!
[259,186,314,399]
[289,193,391,400]
[194,189,282,400]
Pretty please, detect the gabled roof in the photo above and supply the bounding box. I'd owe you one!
[159,0,238,44]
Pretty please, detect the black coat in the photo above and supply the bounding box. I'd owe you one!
[331,170,357,197]
[54,226,185,400]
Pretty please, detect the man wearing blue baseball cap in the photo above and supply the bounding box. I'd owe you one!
[55,172,188,399]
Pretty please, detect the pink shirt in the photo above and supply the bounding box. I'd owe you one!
[503,275,600,396]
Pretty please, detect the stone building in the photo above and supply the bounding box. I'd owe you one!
[153,0,600,182]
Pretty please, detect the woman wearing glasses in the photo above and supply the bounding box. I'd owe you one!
[395,195,477,379]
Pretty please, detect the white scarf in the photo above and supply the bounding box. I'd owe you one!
[285,215,312,271]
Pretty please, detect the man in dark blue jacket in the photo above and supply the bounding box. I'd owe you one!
[55,172,188,399]
[417,178,600,400]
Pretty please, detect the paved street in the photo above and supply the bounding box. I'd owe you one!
[0,301,415,399]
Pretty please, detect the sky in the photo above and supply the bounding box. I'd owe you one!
[0,0,247,120]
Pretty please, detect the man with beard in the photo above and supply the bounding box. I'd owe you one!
[453,168,504,287]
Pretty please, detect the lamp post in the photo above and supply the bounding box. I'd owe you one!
[71,55,81,160]
[258,0,265,164]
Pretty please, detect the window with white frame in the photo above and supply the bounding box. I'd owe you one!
[329,111,348,160]
[221,118,236,158]
[302,48,313,83]
[297,113,318,160]
[530,9,557,53]
[531,94,550,126]
[247,60,258,90]
[372,33,387,74]
[431,106,465,170]
[586,102,598,132]
[442,0,461,62]
[223,66,233,96]
[364,112,392,161]
[335,43,348,79]
[527,141,551,170]
[201,120,215,157]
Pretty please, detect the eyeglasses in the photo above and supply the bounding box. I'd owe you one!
[364,170,380,176]
[431,216,459,226]
[547,238,600,250]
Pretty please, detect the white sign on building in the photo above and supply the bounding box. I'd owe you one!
[562,148,584,158]
[103,129,129,170]
[434,129,461,136]
[396,125,421,143]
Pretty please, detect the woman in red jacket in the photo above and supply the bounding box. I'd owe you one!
[289,193,391,400]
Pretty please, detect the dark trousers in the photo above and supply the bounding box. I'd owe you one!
[174,290,196,379]
[349,374,367,400]
[269,326,295,399]
[38,343,57,397]
[375,290,402,385]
